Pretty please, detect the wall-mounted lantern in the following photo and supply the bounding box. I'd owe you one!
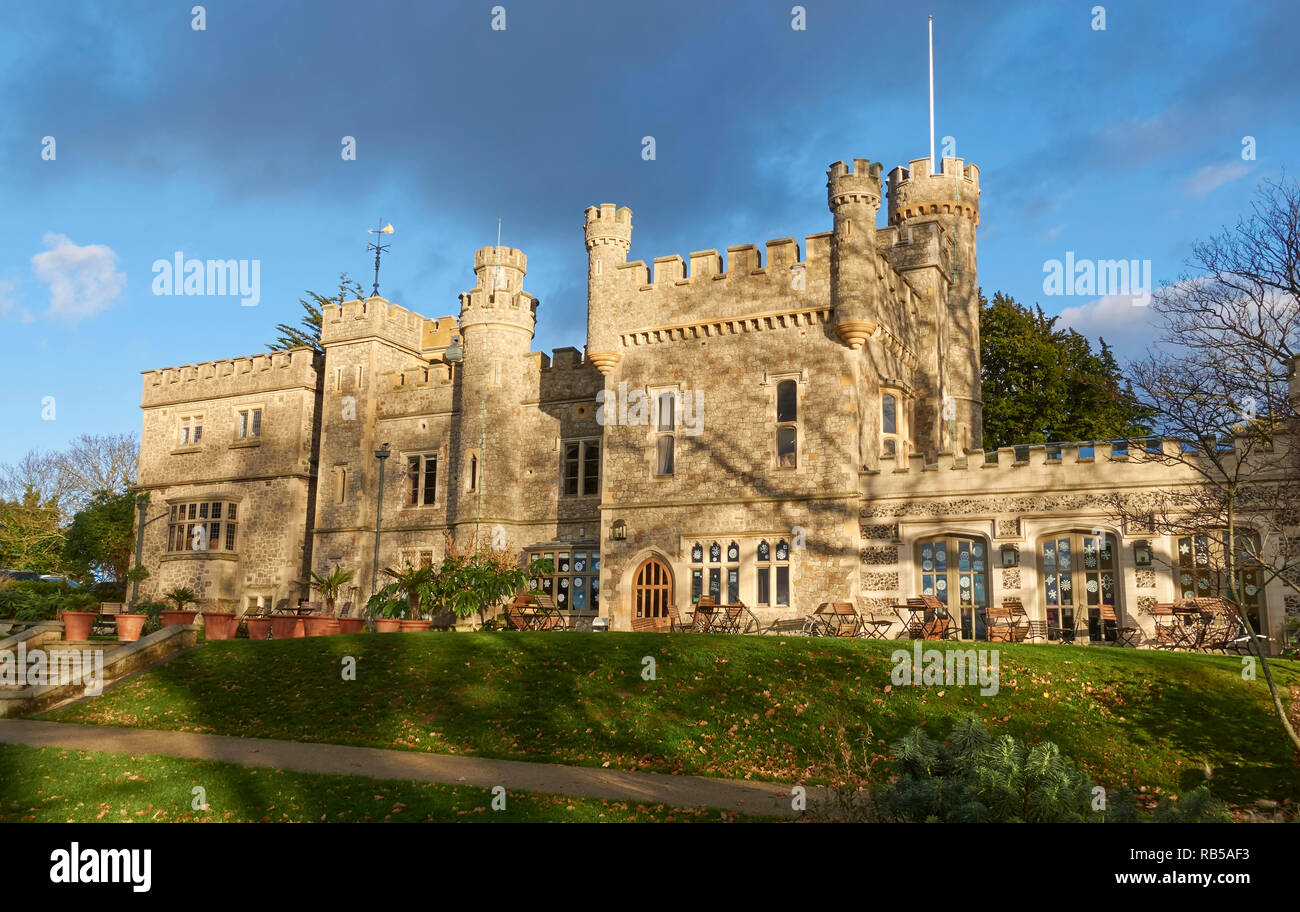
[611,519,627,541]
[1000,544,1020,568]
[1133,540,1153,567]
[444,335,464,364]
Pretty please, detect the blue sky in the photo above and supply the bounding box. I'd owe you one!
[1,0,1295,465]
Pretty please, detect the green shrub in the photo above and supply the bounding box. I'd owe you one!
[1153,786,1231,822]
[821,714,1189,823]
[135,600,168,635]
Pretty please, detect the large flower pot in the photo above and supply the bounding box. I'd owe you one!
[337,617,365,634]
[399,619,432,633]
[326,619,341,635]
[61,610,97,642]
[302,615,334,637]
[374,618,401,633]
[114,613,147,642]
[270,615,305,639]
[202,611,237,641]
[160,609,199,628]
[246,617,273,640]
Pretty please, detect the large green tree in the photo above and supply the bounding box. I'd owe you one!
[269,273,364,354]
[0,488,64,573]
[979,291,1153,449]
[62,488,137,584]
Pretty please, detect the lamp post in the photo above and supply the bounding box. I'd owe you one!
[372,443,391,598]
[130,492,150,607]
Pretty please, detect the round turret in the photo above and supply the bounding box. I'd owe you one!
[886,157,980,226]
[826,159,883,351]
[584,204,633,374]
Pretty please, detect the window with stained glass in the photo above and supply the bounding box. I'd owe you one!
[918,536,988,639]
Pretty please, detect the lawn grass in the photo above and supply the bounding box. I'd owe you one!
[0,742,746,822]
[40,631,1300,804]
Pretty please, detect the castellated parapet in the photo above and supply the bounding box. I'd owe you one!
[141,346,320,408]
[886,156,981,225]
[320,296,424,353]
[459,246,536,343]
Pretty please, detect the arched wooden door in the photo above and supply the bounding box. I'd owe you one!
[634,557,673,619]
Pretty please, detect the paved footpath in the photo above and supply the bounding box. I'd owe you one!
[0,719,821,818]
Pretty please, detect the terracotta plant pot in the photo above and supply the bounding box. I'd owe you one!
[270,615,305,639]
[160,609,200,628]
[326,619,341,635]
[114,613,147,642]
[337,617,365,634]
[302,615,334,637]
[202,611,237,641]
[399,619,432,633]
[374,618,402,633]
[246,617,273,640]
[61,610,97,642]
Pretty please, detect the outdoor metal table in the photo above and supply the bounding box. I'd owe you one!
[859,616,895,639]
[813,602,861,637]
[892,603,928,639]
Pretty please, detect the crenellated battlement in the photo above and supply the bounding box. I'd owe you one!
[606,233,841,291]
[141,346,320,407]
[320,296,425,350]
[867,438,1291,491]
[421,315,460,353]
[382,361,457,391]
[886,156,981,225]
[827,158,884,210]
[474,246,527,272]
[584,203,634,250]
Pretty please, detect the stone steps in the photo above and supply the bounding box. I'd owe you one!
[0,624,199,718]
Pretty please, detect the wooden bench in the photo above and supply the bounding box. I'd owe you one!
[92,602,124,637]
[764,617,807,636]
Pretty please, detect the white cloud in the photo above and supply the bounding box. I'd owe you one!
[1055,293,1162,364]
[0,279,15,315]
[30,233,126,324]
[1182,161,1250,196]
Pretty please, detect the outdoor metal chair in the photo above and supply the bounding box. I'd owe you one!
[1100,603,1141,647]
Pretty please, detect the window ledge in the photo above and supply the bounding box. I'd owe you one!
[170,445,202,455]
[229,438,262,449]
[161,551,239,562]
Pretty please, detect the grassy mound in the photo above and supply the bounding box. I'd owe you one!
[40,632,1300,803]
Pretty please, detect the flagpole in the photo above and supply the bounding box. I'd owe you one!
[929,15,935,171]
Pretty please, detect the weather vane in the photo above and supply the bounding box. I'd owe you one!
[367,220,395,297]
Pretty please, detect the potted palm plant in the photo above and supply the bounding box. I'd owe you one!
[160,587,201,627]
[296,565,355,636]
[365,593,405,632]
[377,563,434,632]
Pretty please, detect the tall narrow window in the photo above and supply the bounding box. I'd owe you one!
[562,440,601,496]
[707,541,721,600]
[336,466,348,504]
[882,390,910,459]
[468,455,477,493]
[776,380,797,467]
[756,539,771,605]
[774,539,791,606]
[690,542,703,604]
[726,541,740,603]
[654,391,676,476]
[407,454,437,506]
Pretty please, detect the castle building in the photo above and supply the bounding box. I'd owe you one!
[134,156,1299,647]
